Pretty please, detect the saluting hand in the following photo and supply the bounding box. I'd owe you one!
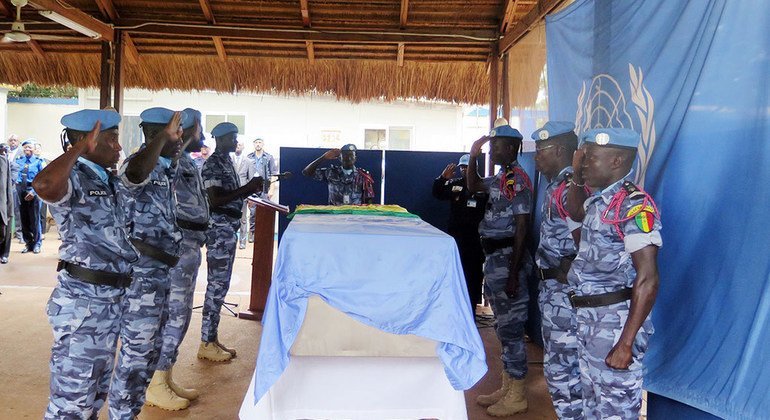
[323,149,341,160]
[160,111,184,144]
[79,120,101,155]
[441,163,456,179]
[605,342,633,370]
[470,136,489,158]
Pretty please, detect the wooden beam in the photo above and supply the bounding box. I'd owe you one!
[299,0,311,27]
[488,45,499,131]
[99,41,112,108]
[122,32,139,65]
[499,0,565,54]
[0,0,13,18]
[27,40,45,58]
[213,36,227,61]
[397,43,404,67]
[28,0,114,41]
[400,0,409,28]
[198,0,216,24]
[502,53,510,119]
[305,40,314,64]
[499,0,521,33]
[123,24,493,45]
[94,0,119,22]
[113,29,124,113]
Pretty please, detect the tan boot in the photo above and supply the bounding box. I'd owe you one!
[476,371,513,407]
[167,365,199,401]
[487,378,528,417]
[197,341,233,362]
[145,370,190,411]
[215,339,237,357]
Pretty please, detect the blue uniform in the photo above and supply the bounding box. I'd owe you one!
[201,151,241,342]
[44,159,138,419]
[478,162,532,380]
[313,165,374,205]
[15,154,45,249]
[109,151,182,419]
[568,174,662,419]
[156,153,210,371]
[536,166,584,419]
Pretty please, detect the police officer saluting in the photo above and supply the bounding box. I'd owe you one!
[532,122,586,419]
[467,119,533,416]
[566,128,662,419]
[302,143,375,205]
[432,153,487,312]
[198,122,263,362]
[145,108,209,410]
[32,109,138,418]
[109,107,185,418]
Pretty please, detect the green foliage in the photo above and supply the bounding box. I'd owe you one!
[7,83,78,99]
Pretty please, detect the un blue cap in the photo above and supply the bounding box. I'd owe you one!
[181,108,201,129]
[532,121,576,141]
[140,107,187,126]
[340,143,357,152]
[582,128,640,149]
[458,154,470,166]
[21,138,36,146]
[61,109,121,132]
[489,125,523,140]
[211,122,238,138]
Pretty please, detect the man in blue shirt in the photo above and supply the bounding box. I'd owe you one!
[15,139,45,253]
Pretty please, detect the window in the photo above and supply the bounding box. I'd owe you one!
[120,115,143,156]
[205,114,246,134]
[388,126,412,150]
[364,129,386,150]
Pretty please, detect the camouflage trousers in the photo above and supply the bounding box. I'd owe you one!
[539,279,583,419]
[156,235,204,371]
[202,214,238,342]
[575,302,653,420]
[108,255,171,419]
[483,247,530,379]
[44,272,124,419]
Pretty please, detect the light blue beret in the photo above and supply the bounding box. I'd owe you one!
[458,154,470,166]
[140,107,188,126]
[532,121,576,141]
[582,128,640,149]
[61,109,121,132]
[211,122,239,138]
[21,138,37,146]
[340,143,357,152]
[181,108,201,129]
[489,125,523,140]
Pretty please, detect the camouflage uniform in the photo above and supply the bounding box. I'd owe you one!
[313,164,373,205]
[43,159,138,419]
[536,166,583,419]
[156,153,210,371]
[479,162,532,380]
[568,175,662,419]
[201,151,241,342]
[109,151,182,419]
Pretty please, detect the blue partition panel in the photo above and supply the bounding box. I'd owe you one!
[648,393,723,420]
[277,147,383,240]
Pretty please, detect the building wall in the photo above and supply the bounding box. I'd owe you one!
[5,99,82,161]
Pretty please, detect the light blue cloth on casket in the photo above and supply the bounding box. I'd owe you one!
[252,213,488,403]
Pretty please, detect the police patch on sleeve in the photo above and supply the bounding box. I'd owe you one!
[627,204,655,233]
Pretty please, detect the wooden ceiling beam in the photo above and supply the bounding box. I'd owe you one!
[0,0,13,18]
[213,36,226,61]
[400,0,409,28]
[305,40,314,64]
[123,32,139,64]
[94,0,119,22]
[198,0,216,24]
[499,0,521,33]
[498,0,565,54]
[27,39,45,58]
[28,0,114,41]
[299,0,311,27]
[397,42,404,67]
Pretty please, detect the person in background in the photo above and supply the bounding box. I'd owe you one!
[302,143,374,205]
[246,138,277,243]
[194,144,210,169]
[15,139,45,254]
[0,144,13,264]
[34,143,50,240]
[231,141,254,249]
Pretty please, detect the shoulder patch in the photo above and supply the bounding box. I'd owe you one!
[627,204,656,232]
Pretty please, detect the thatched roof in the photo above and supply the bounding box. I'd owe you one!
[0,0,548,104]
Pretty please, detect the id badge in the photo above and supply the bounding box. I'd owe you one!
[343,194,350,204]
[467,199,477,208]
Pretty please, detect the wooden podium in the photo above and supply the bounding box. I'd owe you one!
[238,196,288,321]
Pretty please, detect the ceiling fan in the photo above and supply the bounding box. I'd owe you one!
[2,0,84,43]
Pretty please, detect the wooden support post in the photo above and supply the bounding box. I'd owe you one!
[502,52,511,121]
[113,30,125,113]
[488,46,500,130]
[397,43,405,67]
[99,41,112,109]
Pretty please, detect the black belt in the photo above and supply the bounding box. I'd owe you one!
[536,255,576,284]
[176,218,209,231]
[480,236,515,254]
[129,238,180,267]
[211,207,242,219]
[569,288,633,308]
[57,260,132,288]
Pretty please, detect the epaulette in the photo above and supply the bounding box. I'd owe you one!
[622,181,646,200]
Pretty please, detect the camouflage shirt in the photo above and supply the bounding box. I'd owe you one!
[535,166,581,269]
[478,162,532,239]
[201,151,242,216]
[47,159,138,274]
[118,150,182,257]
[314,165,373,205]
[174,153,210,243]
[568,175,662,295]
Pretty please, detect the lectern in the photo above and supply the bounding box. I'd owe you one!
[238,196,288,321]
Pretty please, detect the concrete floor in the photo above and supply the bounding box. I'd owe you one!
[0,236,557,419]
